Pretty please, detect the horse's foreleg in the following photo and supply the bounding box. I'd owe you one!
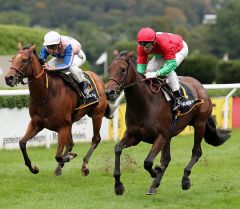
[114,133,139,195]
[144,135,166,195]
[55,126,71,164]
[55,130,76,176]
[19,121,43,174]
[182,122,204,190]
[114,139,127,195]
[82,117,102,176]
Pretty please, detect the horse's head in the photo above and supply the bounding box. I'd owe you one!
[105,50,137,101]
[5,43,37,87]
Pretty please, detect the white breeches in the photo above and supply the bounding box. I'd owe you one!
[48,49,86,83]
[146,41,188,91]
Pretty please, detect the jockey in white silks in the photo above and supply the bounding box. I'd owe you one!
[39,31,90,96]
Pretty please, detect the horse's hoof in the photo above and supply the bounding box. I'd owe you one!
[146,187,156,195]
[115,183,125,195]
[30,165,39,174]
[82,167,89,176]
[55,165,62,176]
[69,152,77,160]
[182,180,191,190]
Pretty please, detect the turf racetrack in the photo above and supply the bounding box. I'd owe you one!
[0,129,240,209]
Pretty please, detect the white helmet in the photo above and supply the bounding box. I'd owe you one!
[43,31,61,46]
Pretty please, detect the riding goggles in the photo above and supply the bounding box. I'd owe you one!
[139,42,153,48]
[46,44,59,50]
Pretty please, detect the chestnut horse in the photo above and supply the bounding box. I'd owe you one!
[5,43,109,176]
[105,50,231,195]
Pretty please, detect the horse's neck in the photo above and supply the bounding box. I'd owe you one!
[124,75,149,111]
[28,57,49,100]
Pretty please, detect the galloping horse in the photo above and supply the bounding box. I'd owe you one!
[5,43,109,176]
[105,50,231,195]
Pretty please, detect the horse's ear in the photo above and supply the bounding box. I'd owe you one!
[127,51,135,58]
[113,49,118,57]
[29,44,36,52]
[18,42,22,50]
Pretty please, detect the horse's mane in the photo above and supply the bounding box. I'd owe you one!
[118,50,137,65]
[23,45,45,65]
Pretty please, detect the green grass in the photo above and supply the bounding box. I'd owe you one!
[0,129,240,209]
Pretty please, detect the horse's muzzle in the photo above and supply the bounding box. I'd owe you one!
[105,89,118,102]
[5,75,16,87]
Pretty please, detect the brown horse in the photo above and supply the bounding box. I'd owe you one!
[105,50,231,195]
[5,43,110,176]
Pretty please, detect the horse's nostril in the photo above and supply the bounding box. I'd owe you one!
[106,89,114,97]
[5,76,14,85]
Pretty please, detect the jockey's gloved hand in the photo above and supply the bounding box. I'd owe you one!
[145,71,157,79]
[39,58,45,65]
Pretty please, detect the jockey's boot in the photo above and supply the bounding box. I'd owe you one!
[79,79,91,97]
[172,90,185,112]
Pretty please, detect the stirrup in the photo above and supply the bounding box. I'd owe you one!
[173,103,181,112]
[172,97,182,112]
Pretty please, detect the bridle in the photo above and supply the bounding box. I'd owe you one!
[108,55,147,93]
[10,48,51,105]
[10,49,44,85]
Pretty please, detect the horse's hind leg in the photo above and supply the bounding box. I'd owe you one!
[19,120,43,174]
[182,121,204,190]
[82,117,102,176]
[147,141,171,195]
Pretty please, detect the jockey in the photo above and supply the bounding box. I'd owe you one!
[39,31,90,96]
[136,27,189,112]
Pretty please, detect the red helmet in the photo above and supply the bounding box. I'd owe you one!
[137,27,156,42]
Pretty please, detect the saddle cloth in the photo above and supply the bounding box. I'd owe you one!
[54,71,99,109]
[155,79,203,116]
[177,81,204,115]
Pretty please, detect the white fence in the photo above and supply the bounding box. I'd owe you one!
[1,83,240,149]
[0,89,110,149]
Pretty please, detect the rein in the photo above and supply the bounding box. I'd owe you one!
[109,55,160,92]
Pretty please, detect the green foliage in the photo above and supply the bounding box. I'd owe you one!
[0,11,31,26]
[216,60,240,83]
[0,95,29,108]
[0,24,47,55]
[178,54,218,84]
[212,0,240,58]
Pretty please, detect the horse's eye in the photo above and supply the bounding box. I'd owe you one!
[121,69,126,75]
[22,59,27,64]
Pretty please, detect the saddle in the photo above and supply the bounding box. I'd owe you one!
[53,71,99,109]
[149,78,203,116]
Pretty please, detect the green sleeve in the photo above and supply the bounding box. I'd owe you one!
[154,54,162,59]
[137,64,147,74]
[156,59,177,76]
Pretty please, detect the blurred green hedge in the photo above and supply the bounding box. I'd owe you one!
[0,95,29,108]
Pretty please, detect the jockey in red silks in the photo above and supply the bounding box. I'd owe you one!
[136,27,189,111]
[40,31,90,96]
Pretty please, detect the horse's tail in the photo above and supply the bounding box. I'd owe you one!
[204,116,231,146]
[104,102,114,119]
